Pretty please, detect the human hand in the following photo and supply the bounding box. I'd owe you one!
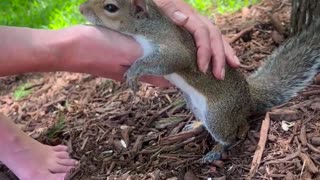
[154,0,240,80]
[64,25,171,87]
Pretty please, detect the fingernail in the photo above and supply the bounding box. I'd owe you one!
[202,64,209,74]
[221,68,225,80]
[173,11,188,23]
[234,55,240,66]
[200,62,209,74]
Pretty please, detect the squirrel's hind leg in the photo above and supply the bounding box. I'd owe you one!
[202,143,228,163]
[202,106,248,163]
[237,120,249,140]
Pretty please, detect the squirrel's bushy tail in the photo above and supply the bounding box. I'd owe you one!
[247,20,320,114]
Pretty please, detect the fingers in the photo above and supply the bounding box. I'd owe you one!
[222,37,240,68]
[155,0,240,80]
[199,16,226,79]
[175,14,213,74]
[140,75,172,88]
[192,25,212,73]
[153,0,188,25]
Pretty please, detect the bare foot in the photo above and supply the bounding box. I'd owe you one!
[0,114,78,180]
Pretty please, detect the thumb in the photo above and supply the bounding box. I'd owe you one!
[153,0,189,25]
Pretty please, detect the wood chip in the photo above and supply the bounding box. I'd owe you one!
[120,125,131,147]
[247,113,271,180]
[132,135,144,153]
[269,109,300,122]
[311,137,320,146]
[299,125,307,146]
[184,170,199,180]
[298,152,319,174]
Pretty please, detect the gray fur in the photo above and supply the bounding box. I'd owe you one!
[80,0,320,162]
[248,20,320,113]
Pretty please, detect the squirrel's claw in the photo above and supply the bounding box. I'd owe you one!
[202,151,223,163]
[183,121,203,131]
[202,143,226,163]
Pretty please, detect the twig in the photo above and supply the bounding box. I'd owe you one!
[301,89,320,96]
[299,125,307,146]
[298,152,319,174]
[160,126,204,145]
[268,13,286,35]
[228,26,255,44]
[246,113,271,180]
[265,151,300,165]
[307,143,320,154]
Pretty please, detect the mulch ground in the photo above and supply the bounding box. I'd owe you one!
[1,0,320,179]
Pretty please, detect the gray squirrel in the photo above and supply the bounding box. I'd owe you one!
[79,0,320,162]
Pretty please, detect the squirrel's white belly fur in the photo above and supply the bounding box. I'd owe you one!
[164,73,208,122]
[133,35,208,121]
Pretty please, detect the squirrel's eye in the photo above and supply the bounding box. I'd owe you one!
[104,4,119,13]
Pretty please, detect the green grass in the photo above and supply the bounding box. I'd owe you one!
[185,0,260,15]
[214,0,261,14]
[46,114,66,139]
[13,83,33,100]
[0,0,85,29]
[0,0,260,28]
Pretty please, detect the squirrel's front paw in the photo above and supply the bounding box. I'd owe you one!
[124,67,141,93]
[125,76,140,93]
[202,151,222,163]
[183,121,203,131]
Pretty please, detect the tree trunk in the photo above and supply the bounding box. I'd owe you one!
[290,0,320,35]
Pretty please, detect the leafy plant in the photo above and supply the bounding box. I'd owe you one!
[13,83,33,100]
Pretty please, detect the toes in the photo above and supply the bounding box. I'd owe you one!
[55,151,70,159]
[53,173,68,180]
[52,145,68,152]
[57,159,78,166]
[50,164,74,174]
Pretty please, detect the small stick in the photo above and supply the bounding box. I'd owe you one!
[301,89,320,96]
[299,125,307,146]
[307,143,320,154]
[246,113,271,180]
[160,126,204,145]
[228,26,255,44]
[298,152,319,174]
[268,13,286,35]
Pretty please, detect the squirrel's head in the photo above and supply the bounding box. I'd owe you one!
[80,0,151,31]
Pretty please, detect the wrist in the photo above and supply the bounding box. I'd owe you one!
[28,28,74,73]
[59,25,142,78]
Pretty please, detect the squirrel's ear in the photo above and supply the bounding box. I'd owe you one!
[130,0,149,19]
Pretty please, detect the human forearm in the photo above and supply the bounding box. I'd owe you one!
[0,25,171,87]
[0,26,60,76]
[0,25,137,76]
